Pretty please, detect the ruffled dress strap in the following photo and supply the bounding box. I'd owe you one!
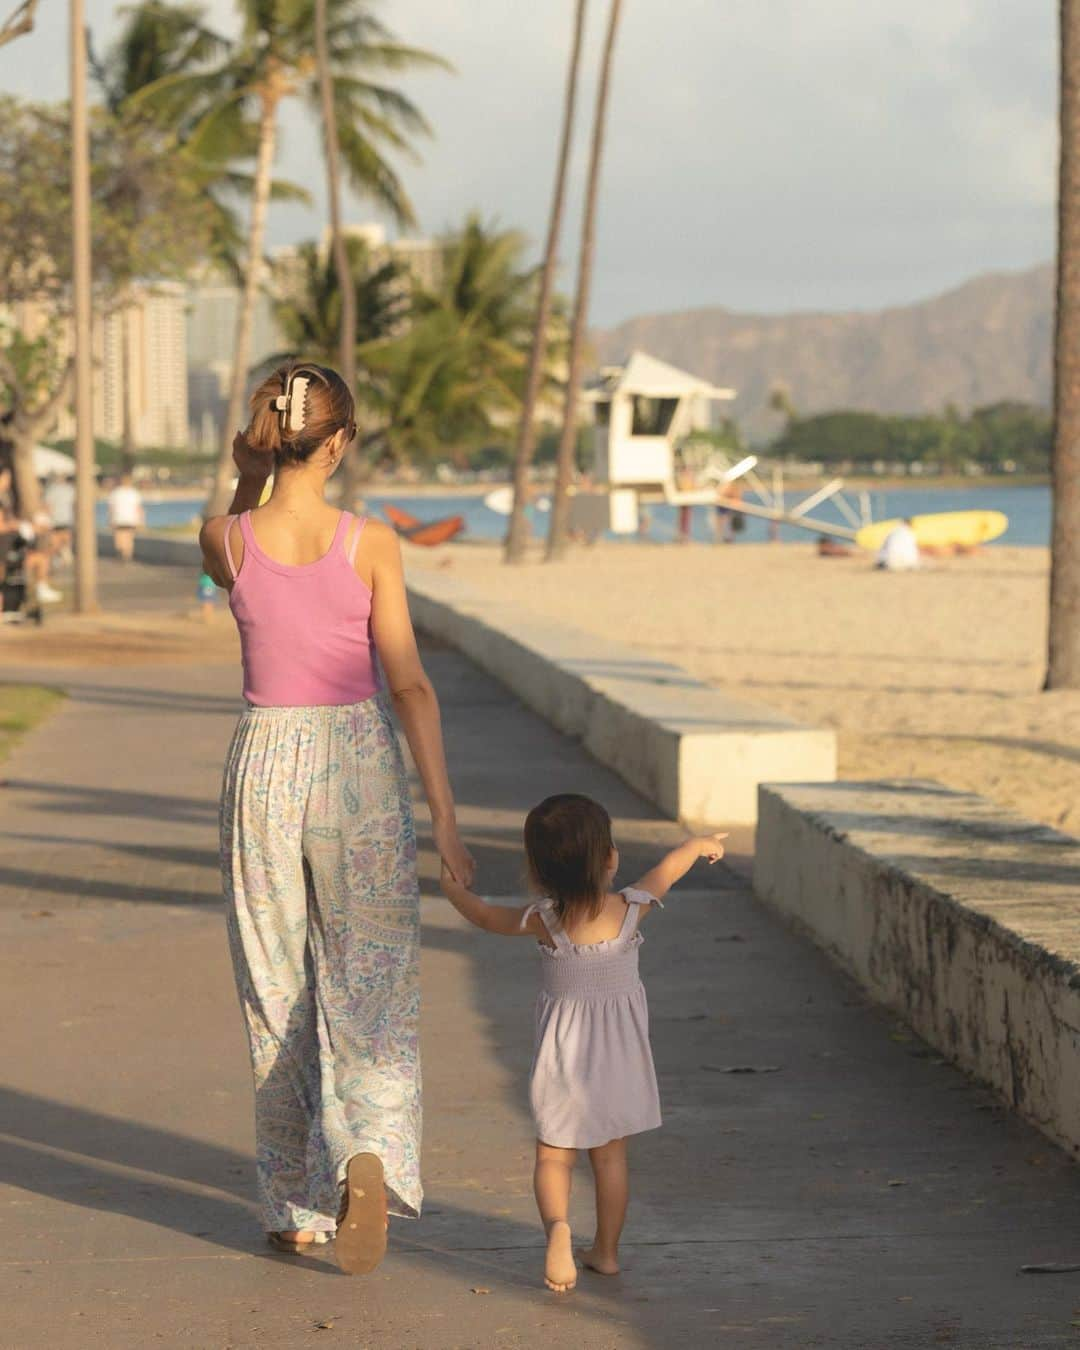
[618,886,663,938]
[520,898,572,950]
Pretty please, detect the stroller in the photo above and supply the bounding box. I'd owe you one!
[0,528,43,624]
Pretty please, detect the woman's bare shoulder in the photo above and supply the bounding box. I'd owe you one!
[360,517,398,549]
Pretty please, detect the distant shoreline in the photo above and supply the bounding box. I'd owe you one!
[135,473,1049,505]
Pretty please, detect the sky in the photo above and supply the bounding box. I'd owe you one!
[0,0,1057,326]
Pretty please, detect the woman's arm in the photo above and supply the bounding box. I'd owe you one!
[368,522,474,885]
[633,833,728,905]
[440,865,544,937]
[198,433,272,586]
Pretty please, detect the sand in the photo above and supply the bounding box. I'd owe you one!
[406,541,1080,836]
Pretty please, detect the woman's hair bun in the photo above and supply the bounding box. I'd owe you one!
[246,361,354,465]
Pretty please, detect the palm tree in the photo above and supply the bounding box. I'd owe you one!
[546,0,624,561]
[132,0,444,516]
[270,236,409,364]
[1048,0,1080,689]
[313,0,360,505]
[0,0,38,51]
[504,0,588,563]
[360,216,542,465]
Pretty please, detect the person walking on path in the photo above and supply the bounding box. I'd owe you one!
[107,471,144,562]
[439,792,725,1292]
[200,361,474,1274]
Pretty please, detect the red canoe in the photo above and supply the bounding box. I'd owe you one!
[382,503,465,547]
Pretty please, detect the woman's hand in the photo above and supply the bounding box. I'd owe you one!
[433,818,475,887]
[232,428,273,481]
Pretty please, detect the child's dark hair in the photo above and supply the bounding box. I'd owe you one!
[247,360,355,466]
[524,794,614,925]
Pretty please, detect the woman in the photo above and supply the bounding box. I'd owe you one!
[200,361,473,1274]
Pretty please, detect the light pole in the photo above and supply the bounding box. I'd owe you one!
[70,0,98,612]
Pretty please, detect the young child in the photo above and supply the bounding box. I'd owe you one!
[196,570,218,622]
[439,792,726,1293]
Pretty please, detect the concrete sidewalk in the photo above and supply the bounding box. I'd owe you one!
[4,565,1080,1347]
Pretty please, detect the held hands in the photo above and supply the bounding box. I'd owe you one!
[693,832,728,864]
[433,818,476,888]
[232,428,272,480]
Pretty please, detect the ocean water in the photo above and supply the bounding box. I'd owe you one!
[121,483,1052,548]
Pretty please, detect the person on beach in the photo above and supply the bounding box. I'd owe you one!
[876,517,920,571]
[439,793,726,1293]
[200,361,474,1274]
[44,472,75,565]
[107,472,144,562]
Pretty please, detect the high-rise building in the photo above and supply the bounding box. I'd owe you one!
[186,266,288,448]
[42,282,189,448]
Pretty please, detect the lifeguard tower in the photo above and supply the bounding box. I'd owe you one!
[588,350,735,489]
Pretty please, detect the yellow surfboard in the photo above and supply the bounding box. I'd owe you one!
[856,510,1008,553]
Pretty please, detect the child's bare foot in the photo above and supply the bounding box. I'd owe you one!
[579,1243,620,1275]
[544,1220,577,1292]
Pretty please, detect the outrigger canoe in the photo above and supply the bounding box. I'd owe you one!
[382,503,466,547]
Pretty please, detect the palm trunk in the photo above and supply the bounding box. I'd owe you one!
[120,301,137,470]
[205,83,280,518]
[314,0,361,508]
[546,0,623,562]
[1048,0,1080,687]
[504,0,587,564]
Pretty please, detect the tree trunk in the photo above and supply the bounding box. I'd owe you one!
[504,0,587,564]
[11,427,40,520]
[1048,0,1080,687]
[71,0,97,610]
[314,0,361,510]
[120,299,137,471]
[546,0,623,562]
[205,84,280,518]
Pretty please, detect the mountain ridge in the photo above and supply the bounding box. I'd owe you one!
[590,263,1053,440]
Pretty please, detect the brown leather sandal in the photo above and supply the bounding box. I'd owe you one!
[335,1153,388,1275]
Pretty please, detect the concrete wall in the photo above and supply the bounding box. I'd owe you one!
[118,536,838,825]
[97,532,203,567]
[754,780,1080,1156]
[407,569,835,825]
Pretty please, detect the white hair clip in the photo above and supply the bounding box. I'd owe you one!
[274,373,310,433]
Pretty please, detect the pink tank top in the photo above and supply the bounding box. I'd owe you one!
[225,510,379,707]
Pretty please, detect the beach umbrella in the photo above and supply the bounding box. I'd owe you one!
[33,445,75,478]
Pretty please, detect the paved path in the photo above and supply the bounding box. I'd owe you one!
[4,563,1080,1347]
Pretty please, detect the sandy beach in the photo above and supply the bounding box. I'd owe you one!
[407,541,1080,836]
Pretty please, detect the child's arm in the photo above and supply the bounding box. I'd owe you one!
[632,833,728,906]
[440,863,547,938]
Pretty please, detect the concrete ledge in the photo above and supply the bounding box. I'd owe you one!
[754,780,1080,1155]
[406,568,835,824]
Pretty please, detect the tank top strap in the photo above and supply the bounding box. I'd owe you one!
[223,515,239,580]
[343,513,368,567]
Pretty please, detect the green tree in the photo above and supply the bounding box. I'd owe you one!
[0,96,216,515]
[128,0,445,516]
[360,217,544,465]
[270,237,410,367]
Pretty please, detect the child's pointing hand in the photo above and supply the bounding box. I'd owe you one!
[695,833,728,863]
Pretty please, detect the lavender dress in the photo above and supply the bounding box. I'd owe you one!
[520,887,663,1149]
